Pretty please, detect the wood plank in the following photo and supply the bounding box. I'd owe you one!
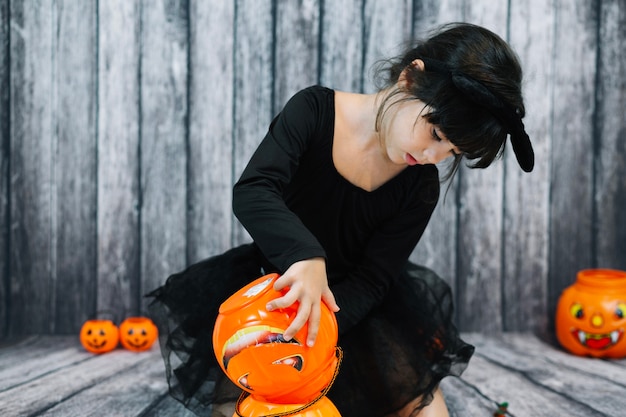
[497,333,626,382]
[97,0,141,316]
[274,0,320,107]
[319,0,363,92]
[504,0,553,333]
[42,350,166,417]
[410,0,443,35]
[441,376,506,417]
[8,0,55,334]
[595,0,626,271]
[139,0,189,305]
[53,0,98,333]
[0,347,158,416]
[362,0,412,93]
[464,333,626,416]
[231,0,274,246]
[0,334,37,350]
[0,0,9,338]
[0,335,43,360]
[459,351,606,417]
[0,336,90,391]
[547,0,598,324]
[187,0,235,263]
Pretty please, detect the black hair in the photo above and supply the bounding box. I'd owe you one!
[374,22,530,180]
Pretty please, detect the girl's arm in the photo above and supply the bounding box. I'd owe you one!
[232,87,339,346]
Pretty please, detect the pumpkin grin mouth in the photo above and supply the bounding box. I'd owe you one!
[571,328,623,350]
[87,340,107,349]
[125,339,148,349]
[221,325,300,369]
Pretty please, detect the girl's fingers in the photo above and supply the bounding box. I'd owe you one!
[272,274,292,291]
[306,303,321,347]
[266,289,298,311]
[322,288,340,312]
[283,302,311,341]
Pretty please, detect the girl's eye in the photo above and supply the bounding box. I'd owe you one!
[432,128,442,142]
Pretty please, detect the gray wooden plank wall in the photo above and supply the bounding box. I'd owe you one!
[0,0,625,337]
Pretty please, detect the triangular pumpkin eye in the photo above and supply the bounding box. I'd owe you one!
[272,355,304,371]
[238,373,251,389]
[99,329,106,336]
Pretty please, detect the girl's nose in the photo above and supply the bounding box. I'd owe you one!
[425,145,453,164]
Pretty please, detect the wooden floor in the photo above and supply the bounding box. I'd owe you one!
[1,333,625,417]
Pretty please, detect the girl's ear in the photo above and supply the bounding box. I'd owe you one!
[398,59,425,89]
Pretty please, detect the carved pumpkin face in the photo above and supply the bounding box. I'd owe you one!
[80,319,119,354]
[556,269,626,358]
[119,317,158,352]
[213,274,339,404]
[235,393,341,417]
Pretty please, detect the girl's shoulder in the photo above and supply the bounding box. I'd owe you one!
[285,85,335,111]
[299,84,334,96]
[275,85,336,134]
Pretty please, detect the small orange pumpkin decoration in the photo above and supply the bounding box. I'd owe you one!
[234,394,341,417]
[119,317,158,352]
[213,273,339,404]
[80,319,119,354]
[556,269,626,358]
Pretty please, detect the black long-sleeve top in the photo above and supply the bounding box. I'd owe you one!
[232,86,440,333]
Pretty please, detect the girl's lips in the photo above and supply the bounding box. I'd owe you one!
[405,153,420,166]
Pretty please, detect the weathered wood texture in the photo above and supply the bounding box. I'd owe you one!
[97,0,142,325]
[1,334,625,416]
[505,0,553,336]
[1,0,625,336]
[0,0,9,337]
[187,0,234,263]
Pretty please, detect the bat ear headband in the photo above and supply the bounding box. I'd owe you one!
[419,57,534,172]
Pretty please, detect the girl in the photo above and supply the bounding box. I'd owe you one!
[148,22,534,417]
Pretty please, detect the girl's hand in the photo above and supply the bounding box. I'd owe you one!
[265,257,340,347]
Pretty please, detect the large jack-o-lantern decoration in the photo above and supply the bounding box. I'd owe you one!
[119,317,158,352]
[556,269,626,358]
[236,394,341,417]
[213,273,341,412]
[80,319,119,354]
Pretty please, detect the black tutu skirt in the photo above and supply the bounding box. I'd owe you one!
[147,244,474,417]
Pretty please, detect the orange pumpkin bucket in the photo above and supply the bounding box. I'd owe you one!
[119,317,158,352]
[234,394,341,417]
[556,269,626,358]
[213,273,340,404]
[79,319,119,354]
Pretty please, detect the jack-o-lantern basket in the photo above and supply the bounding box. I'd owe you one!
[556,269,626,358]
[234,393,341,417]
[119,317,158,352]
[80,319,119,354]
[213,273,339,404]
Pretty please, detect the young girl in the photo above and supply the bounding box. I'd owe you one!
[148,22,534,417]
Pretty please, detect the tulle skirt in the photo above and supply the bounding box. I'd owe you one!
[147,244,474,417]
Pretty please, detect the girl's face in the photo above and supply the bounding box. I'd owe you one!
[380,98,460,167]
